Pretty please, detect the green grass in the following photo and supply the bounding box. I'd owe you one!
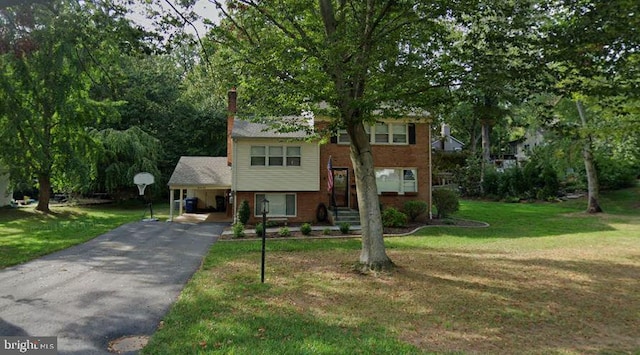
[0,202,169,269]
[143,186,640,354]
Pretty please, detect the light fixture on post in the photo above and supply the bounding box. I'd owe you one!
[260,197,269,283]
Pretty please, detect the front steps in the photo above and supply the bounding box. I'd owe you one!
[330,207,360,225]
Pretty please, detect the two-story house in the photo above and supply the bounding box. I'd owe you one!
[169,88,432,224]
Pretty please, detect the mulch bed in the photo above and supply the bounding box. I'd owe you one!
[222,218,487,240]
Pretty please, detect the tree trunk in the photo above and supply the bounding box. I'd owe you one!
[575,100,602,213]
[348,121,393,271]
[481,120,491,163]
[36,173,51,213]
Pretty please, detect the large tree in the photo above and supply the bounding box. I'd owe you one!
[0,0,132,212]
[204,0,451,270]
[544,0,640,213]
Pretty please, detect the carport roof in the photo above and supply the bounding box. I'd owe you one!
[168,156,231,188]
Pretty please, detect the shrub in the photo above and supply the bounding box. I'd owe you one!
[432,188,459,219]
[403,200,427,222]
[403,200,428,222]
[231,223,244,238]
[300,223,312,236]
[238,200,250,225]
[339,222,350,234]
[323,227,332,235]
[453,155,483,197]
[255,222,264,236]
[278,226,290,237]
[382,207,408,227]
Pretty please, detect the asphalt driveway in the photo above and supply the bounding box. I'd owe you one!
[0,221,223,354]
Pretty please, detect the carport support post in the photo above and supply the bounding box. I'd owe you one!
[261,198,269,283]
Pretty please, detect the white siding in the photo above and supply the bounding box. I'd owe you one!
[234,139,319,191]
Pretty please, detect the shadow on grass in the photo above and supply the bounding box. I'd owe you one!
[386,251,640,353]
[144,288,421,355]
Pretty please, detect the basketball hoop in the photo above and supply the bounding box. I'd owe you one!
[133,172,157,221]
[133,172,155,196]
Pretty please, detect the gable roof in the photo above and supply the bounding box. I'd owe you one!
[167,156,231,187]
[231,118,311,139]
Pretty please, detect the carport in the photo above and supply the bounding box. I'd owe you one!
[167,156,232,222]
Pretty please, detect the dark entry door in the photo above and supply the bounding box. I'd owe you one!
[332,168,349,208]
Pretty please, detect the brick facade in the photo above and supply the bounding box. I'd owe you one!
[318,120,431,216]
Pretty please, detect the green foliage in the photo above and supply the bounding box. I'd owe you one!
[255,223,264,236]
[382,207,408,228]
[92,127,162,199]
[238,200,250,225]
[278,226,291,238]
[300,223,312,236]
[595,154,638,190]
[231,223,244,238]
[403,200,428,222]
[323,227,332,236]
[432,189,460,219]
[454,155,483,197]
[339,222,351,234]
[0,1,129,210]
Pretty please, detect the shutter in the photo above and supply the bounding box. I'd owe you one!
[408,123,416,144]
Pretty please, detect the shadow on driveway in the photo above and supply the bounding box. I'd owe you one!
[0,221,224,354]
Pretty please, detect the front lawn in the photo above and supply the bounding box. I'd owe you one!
[143,187,640,354]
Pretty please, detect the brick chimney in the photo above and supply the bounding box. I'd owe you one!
[227,87,237,166]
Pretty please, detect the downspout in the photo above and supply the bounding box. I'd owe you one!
[429,121,433,220]
[232,137,238,224]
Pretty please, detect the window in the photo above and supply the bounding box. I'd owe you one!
[255,193,296,216]
[337,123,408,145]
[374,123,389,143]
[375,168,417,194]
[250,146,266,166]
[250,145,301,166]
[392,124,408,143]
[268,146,283,166]
[286,147,301,166]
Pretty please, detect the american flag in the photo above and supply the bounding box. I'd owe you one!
[327,156,334,192]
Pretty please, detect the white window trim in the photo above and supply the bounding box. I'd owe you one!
[254,193,297,217]
[375,167,418,195]
[250,145,302,167]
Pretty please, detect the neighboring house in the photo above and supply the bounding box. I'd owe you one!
[169,88,433,224]
[511,128,545,162]
[0,165,11,207]
[431,123,464,152]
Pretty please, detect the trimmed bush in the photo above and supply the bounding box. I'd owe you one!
[232,223,244,238]
[432,188,459,219]
[278,226,290,237]
[382,207,408,227]
[300,223,312,236]
[238,200,250,225]
[323,227,332,235]
[403,200,428,222]
[255,222,264,236]
[339,222,350,234]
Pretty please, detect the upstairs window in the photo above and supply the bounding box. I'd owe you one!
[251,145,302,167]
[336,123,410,145]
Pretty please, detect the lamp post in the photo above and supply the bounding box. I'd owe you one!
[261,198,269,283]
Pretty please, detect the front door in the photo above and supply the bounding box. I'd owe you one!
[331,168,349,208]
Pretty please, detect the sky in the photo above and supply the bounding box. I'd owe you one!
[125,0,221,37]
